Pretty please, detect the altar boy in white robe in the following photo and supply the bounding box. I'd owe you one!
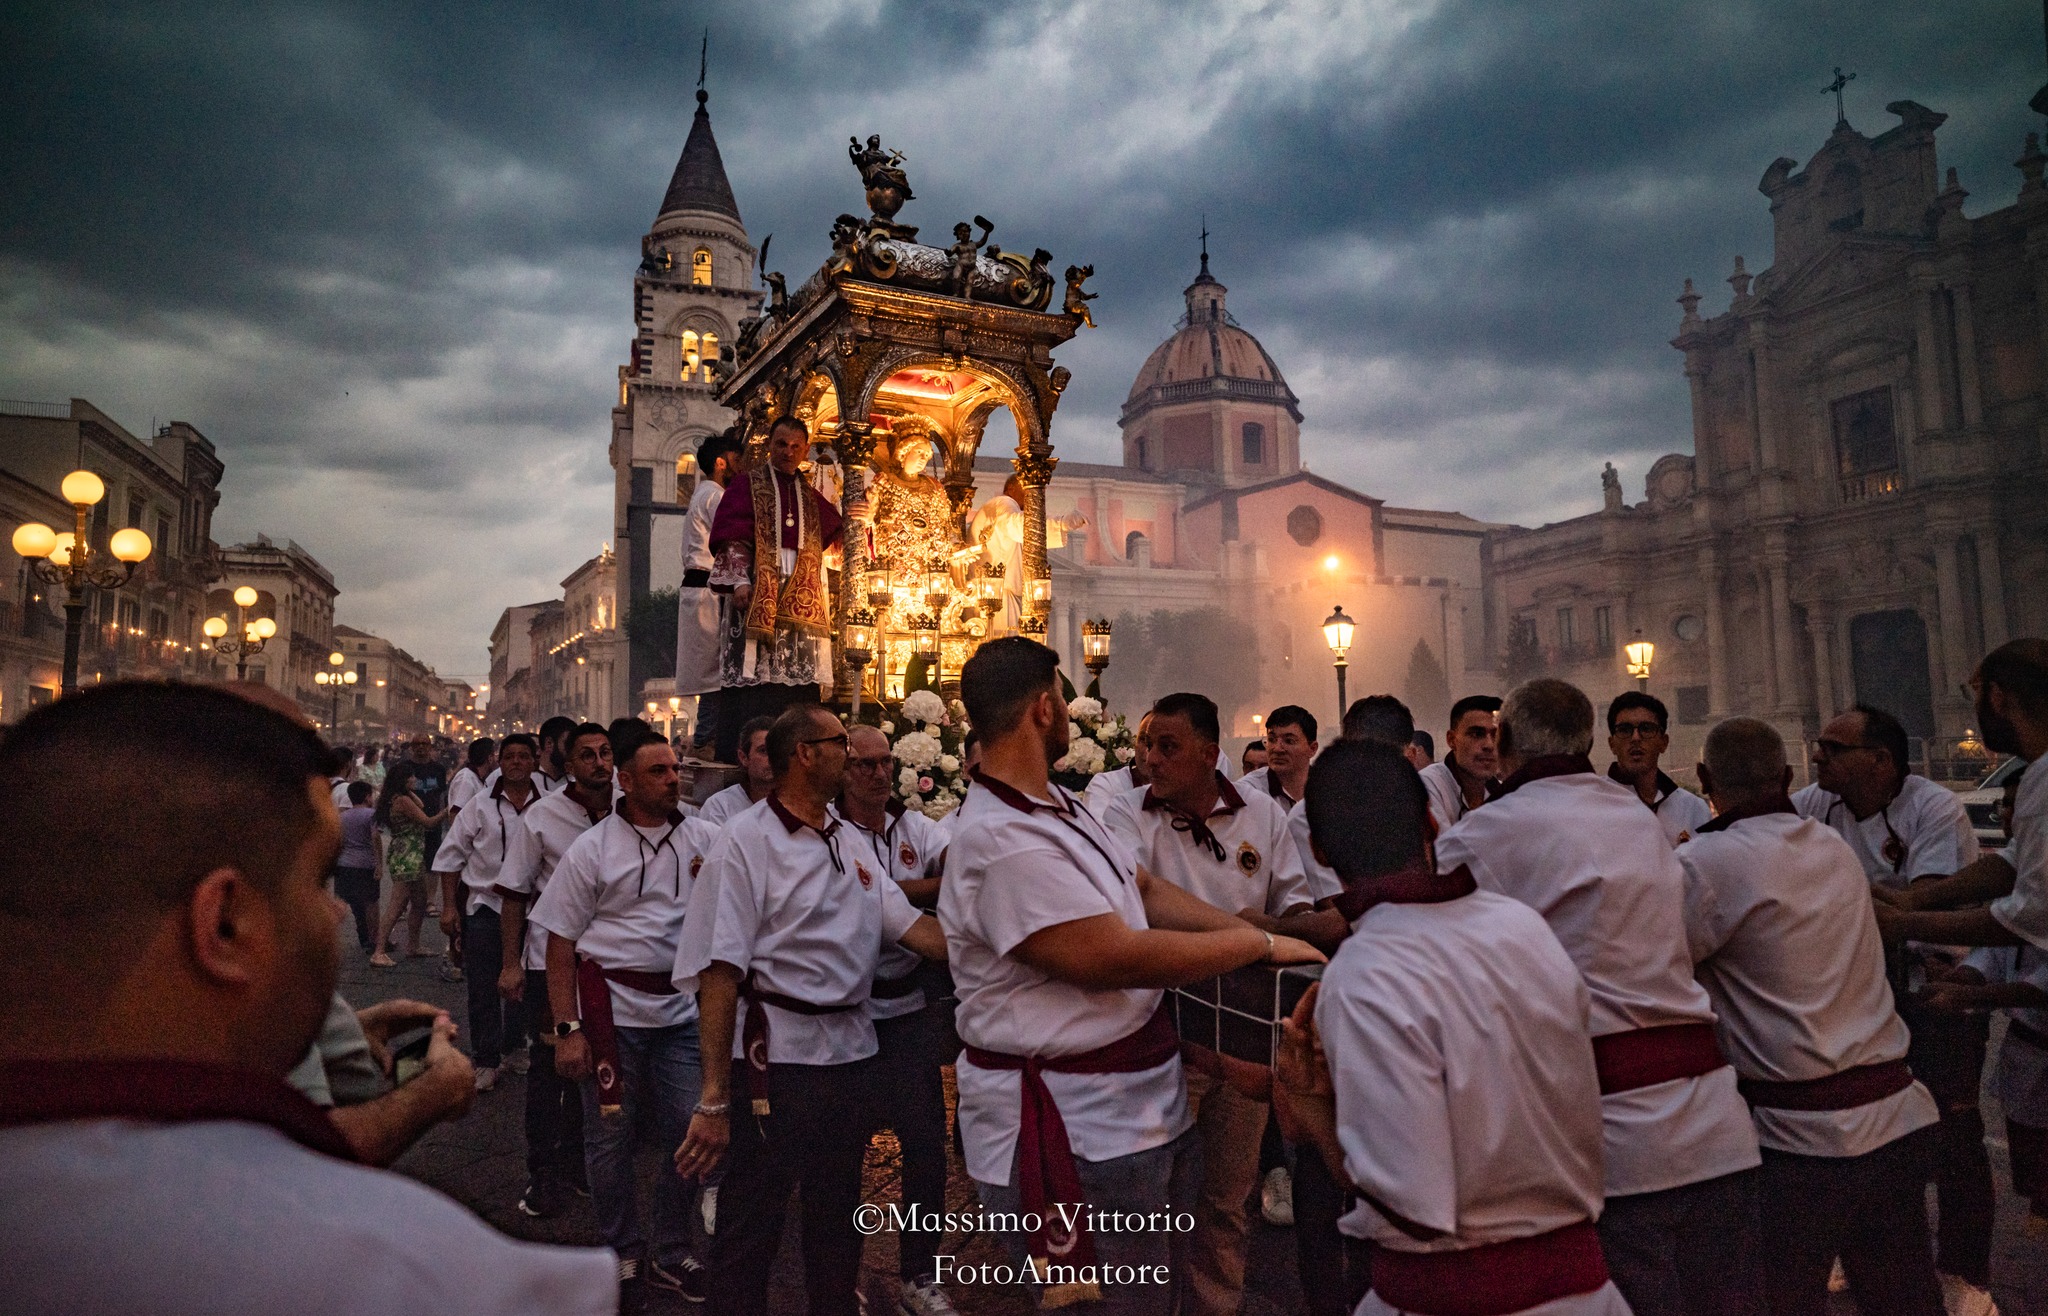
[1276,739,1628,1316]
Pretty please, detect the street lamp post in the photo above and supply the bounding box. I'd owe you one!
[1081,618,1113,687]
[1624,630,1656,692]
[315,650,358,733]
[203,586,276,680]
[1322,604,1356,722]
[11,469,154,696]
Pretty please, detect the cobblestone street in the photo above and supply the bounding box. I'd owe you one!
[346,922,2047,1316]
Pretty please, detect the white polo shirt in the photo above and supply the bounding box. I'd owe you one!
[1102,775,1309,918]
[500,787,613,972]
[1678,810,1939,1158]
[697,781,762,829]
[1080,766,1137,820]
[941,771,1190,1185]
[1991,764,2048,951]
[1434,767,1761,1197]
[529,809,712,1030]
[1794,774,1980,888]
[674,795,922,1065]
[1234,764,1301,810]
[833,800,946,1020]
[430,782,539,917]
[1287,797,1343,905]
[1610,768,1713,846]
[449,766,486,813]
[486,765,566,795]
[1321,890,1608,1255]
[1418,760,1481,832]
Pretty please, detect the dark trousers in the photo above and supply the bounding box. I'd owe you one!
[1291,1136,1369,1316]
[1757,1125,1944,1316]
[334,866,378,949]
[1900,997,1995,1283]
[522,969,585,1186]
[691,687,726,755]
[713,683,821,764]
[868,1008,951,1286]
[461,905,508,1068]
[1596,1167,1764,1316]
[707,1058,877,1316]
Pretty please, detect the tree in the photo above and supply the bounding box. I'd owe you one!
[1404,639,1452,734]
[1099,607,1261,732]
[626,588,678,685]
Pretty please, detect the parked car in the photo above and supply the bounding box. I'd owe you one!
[1959,756,2026,852]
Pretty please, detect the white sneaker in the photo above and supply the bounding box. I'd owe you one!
[700,1183,718,1236]
[1941,1274,1999,1316]
[898,1279,959,1316]
[1260,1165,1294,1227]
[473,1066,498,1093]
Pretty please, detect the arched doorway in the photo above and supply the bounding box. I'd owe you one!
[1849,609,1935,739]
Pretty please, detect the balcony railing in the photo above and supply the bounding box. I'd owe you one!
[1839,470,1902,503]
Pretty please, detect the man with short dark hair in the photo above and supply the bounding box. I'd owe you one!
[1434,678,1763,1316]
[1278,740,1625,1316]
[534,725,717,1309]
[433,733,540,1093]
[328,744,359,809]
[1103,692,1312,1316]
[1241,705,1317,808]
[674,704,948,1316]
[698,715,776,827]
[1606,692,1710,845]
[1289,697,1414,914]
[536,716,578,793]
[681,429,745,761]
[1683,718,1942,1316]
[451,737,497,815]
[939,638,1322,1316]
[1420,694,1500,829]
[0,683,616,1314]
[1239,741,1267,774]
[1339,694,1413,746]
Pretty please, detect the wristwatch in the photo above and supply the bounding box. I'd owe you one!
[554,1019,582,1038]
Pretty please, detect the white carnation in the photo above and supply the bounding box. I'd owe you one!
[1066,696,1103,722]
[897,766,920,791]
[902,690,947,727]
[1068,721,1084,744]
[893,729,943,770]
[1116,744,1136,762]
[938,754,960,774]
[1063,738,1106,775]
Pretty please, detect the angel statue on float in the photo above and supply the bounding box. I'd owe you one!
[848,418,960,636]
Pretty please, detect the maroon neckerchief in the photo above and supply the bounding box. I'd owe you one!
[968,766,1131,884]
[1488,754,1596,801]
[564,783,613,826]
[1141,772,1245,863]
[0,1057,360,1163]
[1328,858,1478,923]
[1607,763,1682,812]
[1693,796,1795,835]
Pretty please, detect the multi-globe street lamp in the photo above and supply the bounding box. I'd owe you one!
[315,650,358,732]
[1322,604,1356,720]
[10,469,154,696]
[203,586,277,680]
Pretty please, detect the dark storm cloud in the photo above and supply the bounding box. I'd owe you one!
[1,0,2037,671]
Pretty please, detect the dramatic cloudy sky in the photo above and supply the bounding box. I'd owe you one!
[2,1,2037,679]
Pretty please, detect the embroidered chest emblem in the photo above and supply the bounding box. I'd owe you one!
[1236,841,1261,876]
[690,855,704,879]
[899,842,918,869]
[855,861,875,890]
[1881,835,1906,869]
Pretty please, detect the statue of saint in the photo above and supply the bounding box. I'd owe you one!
[854,422,960,635]
[969,476,1028,637]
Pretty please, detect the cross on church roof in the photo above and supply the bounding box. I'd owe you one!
[1199,215,1210,277]
[698,29,707,90]
[1822,66,1856,125]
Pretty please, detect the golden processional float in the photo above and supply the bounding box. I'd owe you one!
[716,135,1097,711]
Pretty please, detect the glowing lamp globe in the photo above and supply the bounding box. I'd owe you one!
[1624,635,1655,680]
[343,671,358,685]
[60,469,106,507]
[329,651,345,667]
[203,616,229,639]
[233,586,259,608]
[109,527,152,563]
[1321,605,1356,657]
[253,617,278,639]
[49,533,77,567]
[11,521,57,559]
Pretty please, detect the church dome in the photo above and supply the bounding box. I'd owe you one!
[1123,255,1300,424]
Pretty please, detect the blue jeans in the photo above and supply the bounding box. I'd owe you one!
[580,1020,701,1266]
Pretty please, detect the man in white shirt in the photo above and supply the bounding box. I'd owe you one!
[1102,693,1313,1316]
[433,733,540,1091]
[1795,702,1991,1295]
[1081,710,1152,819]
[939,638,1322,1315]
[673,703,947,1316]
[1434,678,1763,1316]
[450,737,497,815]
[1606,692,1711,845]
[1680,717,1943,1316]
[533,725,716,1309]
[1277,739,1627,1316]
[0,682,617,1316]
[835,724,955,1316]
[499,721,614,1220]
[328,744,359,809]
[697,715,776,827]
[1419,693,1500,830]
[1237,703,1316,810]
[679,430,741,760]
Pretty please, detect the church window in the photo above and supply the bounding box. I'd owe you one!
[676,451,699,503]
[1512,616,1538,651]
[1286,504,1323,547]
[1676,686,1710,725]
[1242,422,1264,465]
[701,331,719,377]
[1593,605,1613,652]
[692,248,713,286]
[1134,436,1148,469]
[681,331,701,382]
[1831,387,1898,489]
[1556,608,1575,649]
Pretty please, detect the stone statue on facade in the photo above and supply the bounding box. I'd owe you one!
[1064,264,1098,326]
[1602,461,1624,512]
[947,219,994,300]
[849,135,916,233]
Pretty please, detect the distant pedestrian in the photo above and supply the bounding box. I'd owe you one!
[336,781,380,952]
[370,762,450,967]
[450,738,497,816]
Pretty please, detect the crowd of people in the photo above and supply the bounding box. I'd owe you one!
[2,635,2046,1316]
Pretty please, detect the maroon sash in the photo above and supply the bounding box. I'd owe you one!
[962,1004,1180,1307]
[1738,1059,1915,1111]
[738,976,863,1117]
[576,958,679,1115]
[1371,1221,1610,1316]
[1592,1022,1728,1095]
[0,1057,360,1163]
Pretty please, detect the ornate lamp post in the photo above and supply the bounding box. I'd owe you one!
[11,469,153,696]
[315,651,358,732]
[1624,630,1656,692]
[1082,618,1113,683]
[204,586,276,680]
[1322,604,1356,720]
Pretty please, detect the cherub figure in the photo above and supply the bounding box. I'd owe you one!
[948,217,992,300]
[764,270,789,319]
[1064,264,1098,326]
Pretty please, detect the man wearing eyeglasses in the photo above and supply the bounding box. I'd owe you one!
[1794,703,1989,1303]
[673,704,949,1316]
[1606,693,1711,846]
